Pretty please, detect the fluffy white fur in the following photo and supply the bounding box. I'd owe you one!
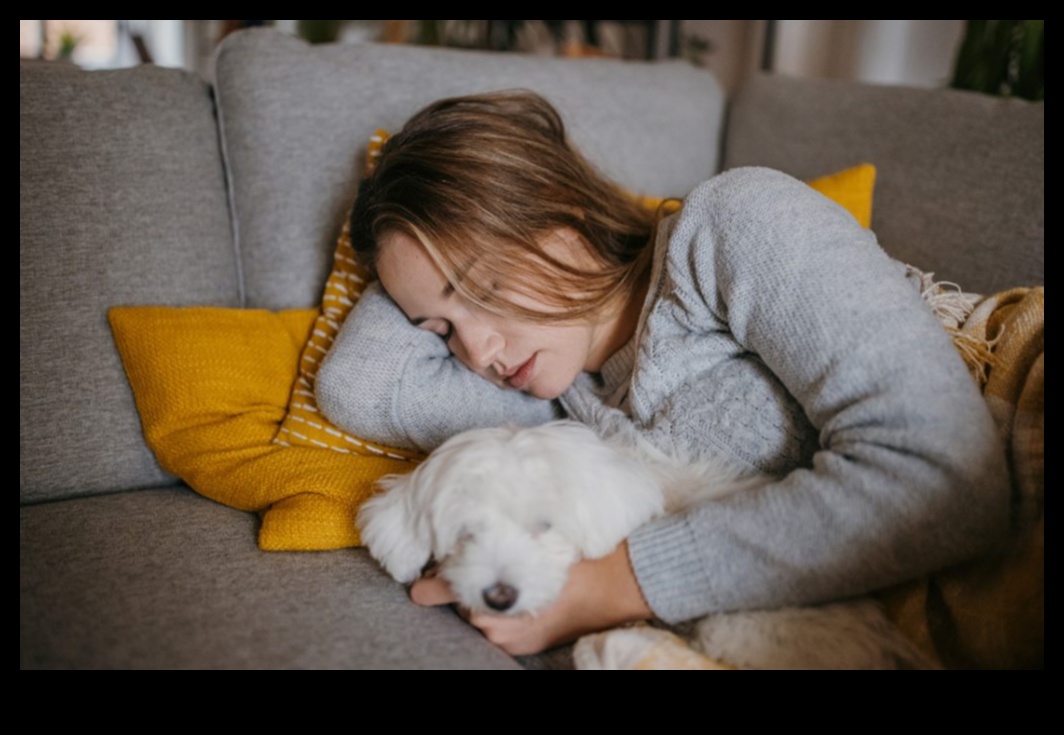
[358,420,936,669]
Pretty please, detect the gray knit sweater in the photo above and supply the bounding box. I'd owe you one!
[316,167,1010,624]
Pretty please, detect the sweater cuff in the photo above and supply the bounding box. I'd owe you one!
[627,514,718,625]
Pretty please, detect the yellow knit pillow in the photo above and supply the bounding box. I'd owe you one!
[109,306,412,551]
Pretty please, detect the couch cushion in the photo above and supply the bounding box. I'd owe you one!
[213,29,725,310]
[20,487,523,670]
[724,74,1044,294]
[20,62,239,504]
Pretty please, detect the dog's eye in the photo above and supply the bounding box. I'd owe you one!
[532,520,553,535]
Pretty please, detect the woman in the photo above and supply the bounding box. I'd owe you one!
[316,91,1008,657]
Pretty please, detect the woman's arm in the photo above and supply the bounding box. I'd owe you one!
[316,281,560,454]
[421,168,1011,655]
[627,168,1011,623]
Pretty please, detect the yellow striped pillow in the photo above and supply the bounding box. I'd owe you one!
[273,130,419,463]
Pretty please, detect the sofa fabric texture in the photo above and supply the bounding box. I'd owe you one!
[19,487,523,670]
[20,62,239,505]
[725,74,1044,295]
[213,30,725,310]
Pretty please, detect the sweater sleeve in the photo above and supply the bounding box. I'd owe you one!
[626,168,1010,623]
[315,281,560,454]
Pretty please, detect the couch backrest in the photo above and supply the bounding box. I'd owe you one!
[19,33,726,505]
[20,62,239,504]
[725,74,1044,294]
[213,29,726,310]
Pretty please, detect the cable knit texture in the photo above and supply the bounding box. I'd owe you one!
[316,167,1010,622]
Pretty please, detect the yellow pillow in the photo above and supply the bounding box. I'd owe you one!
[109,306,412,551]
[806,163,876,229]
[637,164,876,228]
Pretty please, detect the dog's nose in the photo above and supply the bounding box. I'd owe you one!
[483,584,519,612]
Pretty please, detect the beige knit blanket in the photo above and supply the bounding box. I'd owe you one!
[576,278,1045,670]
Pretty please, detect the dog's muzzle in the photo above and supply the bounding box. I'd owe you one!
[483,583,520,612]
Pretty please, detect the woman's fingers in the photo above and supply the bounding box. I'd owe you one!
[410,543,652,656]
[410,576,458,607]
[466,611,557,656]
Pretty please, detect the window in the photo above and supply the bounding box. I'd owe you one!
[20,20,185,69]
[20,20,42,57]
[21,20,118,66]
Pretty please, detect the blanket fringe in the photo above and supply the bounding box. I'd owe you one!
[910,267,1000,388]
[948,329,1000,389]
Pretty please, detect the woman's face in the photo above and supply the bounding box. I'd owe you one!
[375,229,620,400]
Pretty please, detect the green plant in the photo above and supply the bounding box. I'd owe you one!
[57,28,82,60]
[415,20,483,48]
[295,20,478,47]
[683,34,714,67]
[416,20,443,46]
[297,20,346,45]
[952,20,1043,101]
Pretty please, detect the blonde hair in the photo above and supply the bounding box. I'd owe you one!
[349,91,657,323]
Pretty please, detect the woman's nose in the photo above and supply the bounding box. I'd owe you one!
[452,319,502,372]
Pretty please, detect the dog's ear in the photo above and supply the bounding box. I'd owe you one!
[544,425,666,560]
[564,462,664,559]
[357,471,433,584]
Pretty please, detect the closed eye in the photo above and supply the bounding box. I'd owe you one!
[413,317,453,342]
[532,520,553,536]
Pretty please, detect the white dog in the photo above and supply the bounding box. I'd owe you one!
[358,421,936,669]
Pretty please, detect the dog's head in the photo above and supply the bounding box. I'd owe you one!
[357,421,664,615]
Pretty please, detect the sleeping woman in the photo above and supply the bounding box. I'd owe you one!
[314,90,1009,657]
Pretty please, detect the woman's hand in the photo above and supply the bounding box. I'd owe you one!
[410,542,653,656]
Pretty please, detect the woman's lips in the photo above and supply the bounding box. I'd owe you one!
[506,354,537,391]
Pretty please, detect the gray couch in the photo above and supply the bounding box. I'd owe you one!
[20,29,1043,670]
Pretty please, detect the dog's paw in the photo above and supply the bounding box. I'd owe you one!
[575,625,733,671]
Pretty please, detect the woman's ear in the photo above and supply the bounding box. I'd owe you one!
[540,226,598,273]
[548,225,586,249]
